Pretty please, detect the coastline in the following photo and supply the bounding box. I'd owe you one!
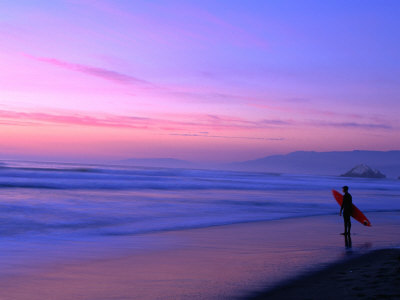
[247,248,400,299]
[0,212,398,299]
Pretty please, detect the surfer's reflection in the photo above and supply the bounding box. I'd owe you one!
[344,234,352,249]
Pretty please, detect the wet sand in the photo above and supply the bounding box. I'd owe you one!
[248,248,400,300]
[0,212,398,299]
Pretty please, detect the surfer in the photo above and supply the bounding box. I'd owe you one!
[339,186,352,235]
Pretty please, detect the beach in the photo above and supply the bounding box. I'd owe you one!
[0,212,398,299]
[249,248,400,300]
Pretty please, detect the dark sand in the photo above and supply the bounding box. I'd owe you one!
[248,248,400,300]
[0,212,398,299]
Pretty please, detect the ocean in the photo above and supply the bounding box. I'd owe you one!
[1,160,399,241]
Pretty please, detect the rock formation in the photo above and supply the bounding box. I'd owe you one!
[341,164,386,178]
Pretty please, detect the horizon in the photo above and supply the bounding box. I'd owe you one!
[2,148,400,167]
[1,1,400,163]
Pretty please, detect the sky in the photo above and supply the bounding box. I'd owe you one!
[0,0,399,163]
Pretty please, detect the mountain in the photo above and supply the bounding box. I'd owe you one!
[228,150,400,178]
[116,158,195,168]
[341,164,386,178]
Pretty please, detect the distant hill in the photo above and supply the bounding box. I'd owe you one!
[228,150,400,178]
[116,158,195,169]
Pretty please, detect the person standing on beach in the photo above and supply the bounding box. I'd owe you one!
[339,186,352,235]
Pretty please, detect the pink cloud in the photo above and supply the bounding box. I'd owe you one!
[310,121,392,130]
[248,102,369,121]
[169,133,284,141]
[0,109,289,133]
[24,54,150,85]
[0,110,148,129]
[1,107,392,153]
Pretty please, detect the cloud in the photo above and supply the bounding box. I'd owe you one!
[2,108,391,135]
[25,54,150,85]
[248,102,393,128]
[0,109,284,130]
[315,121,393,130]
[166,90,250,105]
[259,119,291,126]
[169,132,285,141]
[0,110,149,129]
[284,97,311,103]
[0,120,39,126]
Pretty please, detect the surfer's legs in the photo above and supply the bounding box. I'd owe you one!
[347,220,351,235]
[343,214,351,235]
[344,221,350,235]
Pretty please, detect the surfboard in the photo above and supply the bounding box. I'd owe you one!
[332,190,371,227]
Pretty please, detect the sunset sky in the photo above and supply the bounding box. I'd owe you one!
[1,0,399,163]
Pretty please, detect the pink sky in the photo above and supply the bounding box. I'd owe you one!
[1,1,399,163]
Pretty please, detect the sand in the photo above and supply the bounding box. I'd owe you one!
[0,212,398,299]
[248,248,400,300]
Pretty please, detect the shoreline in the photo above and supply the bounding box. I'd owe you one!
[246,248,400,299]
[0,212,398,299]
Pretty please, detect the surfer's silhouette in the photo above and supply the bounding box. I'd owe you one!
[339,186,352,235]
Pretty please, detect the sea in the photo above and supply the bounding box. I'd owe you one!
[1,160,399,238]
[0,160,399,275]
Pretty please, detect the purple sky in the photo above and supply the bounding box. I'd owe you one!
[0,0,399,163]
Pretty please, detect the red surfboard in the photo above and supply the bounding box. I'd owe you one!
[332,190,371,227]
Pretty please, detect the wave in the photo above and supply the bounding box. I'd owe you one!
[0,203,331,237]
[0,186,399,239]
[0,181,314,191]
[0,175,365,191]
[5,209,395,238]
[0,165,100,173]
[1,161,399,193]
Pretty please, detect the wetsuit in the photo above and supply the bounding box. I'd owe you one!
[341,192,352,234]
